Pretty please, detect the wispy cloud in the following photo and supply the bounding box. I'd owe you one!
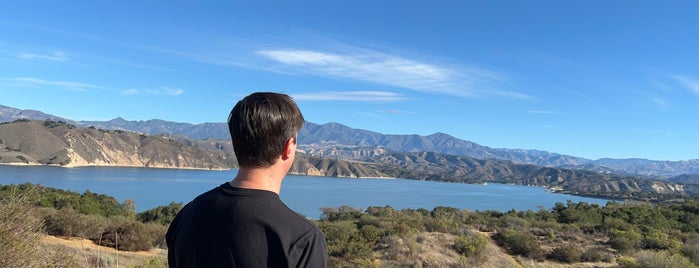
[1,76,97,91]
[292,91,408,102]
[527,110,556,114]
[672,74,699,96]
[384,109,412,115]
[256,48,528,99]
[142,34,528,99]
[120,87,185,96]
[650,97,670,107]
[17,51,69,61]
[120,88,140,95]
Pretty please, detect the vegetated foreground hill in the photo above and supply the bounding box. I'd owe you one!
[0,120,231,169]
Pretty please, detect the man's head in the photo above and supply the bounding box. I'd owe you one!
[228,92,305,168]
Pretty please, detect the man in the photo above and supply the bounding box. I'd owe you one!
[166,92,328,267]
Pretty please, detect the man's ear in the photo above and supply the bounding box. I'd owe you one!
[281,137,296,160]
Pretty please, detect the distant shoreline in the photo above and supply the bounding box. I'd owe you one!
[0,162,230,171]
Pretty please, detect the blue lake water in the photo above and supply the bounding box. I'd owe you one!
[0,165,610,219]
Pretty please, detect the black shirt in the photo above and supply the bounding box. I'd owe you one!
[166,182,328,267]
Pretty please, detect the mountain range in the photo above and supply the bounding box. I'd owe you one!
[1,104,697,199]
[2,104,698,178]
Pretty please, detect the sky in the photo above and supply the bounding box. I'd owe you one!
[1,1,698,161]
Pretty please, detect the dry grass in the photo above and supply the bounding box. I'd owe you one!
[41,236,166,268]
[371,230,617,268]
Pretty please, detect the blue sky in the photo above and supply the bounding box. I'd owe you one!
[1,1,698,161]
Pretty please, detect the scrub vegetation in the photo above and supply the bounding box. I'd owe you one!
[3,183,699,267]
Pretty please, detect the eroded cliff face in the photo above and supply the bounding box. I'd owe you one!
[0,120,231,170]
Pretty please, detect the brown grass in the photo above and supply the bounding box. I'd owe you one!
[372,230,617,268]
[41,235,166,268]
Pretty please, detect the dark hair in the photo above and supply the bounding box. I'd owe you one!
[228,92,305,168]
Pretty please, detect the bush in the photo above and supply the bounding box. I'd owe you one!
[98,216,161,251]
[609,229,642,252]
[617,256,638,268]
[318,220,372,259]
[634,250,698,268]
[493,228,544,260]
[547,244,582,263]
[137,202,183,225]
[682,242,699,265]
[643,229,682,251]
[453,232,488,263]
[43,207,106,238]
[0,190,79,267]
[0,194,44,267]
[580,247,613,262]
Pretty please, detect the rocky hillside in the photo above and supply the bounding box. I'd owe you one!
[76,118,699,178]
[0,120,231,169]
[2,104,698,178]
[294,146,688,199]
[0,119,689,199]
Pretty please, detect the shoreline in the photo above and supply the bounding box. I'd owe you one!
[0,162,231,171]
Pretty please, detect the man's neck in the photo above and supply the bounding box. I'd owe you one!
[230,167,284,194]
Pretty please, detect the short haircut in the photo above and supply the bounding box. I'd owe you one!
[228,92,305,168]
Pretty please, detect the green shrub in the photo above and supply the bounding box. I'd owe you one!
[137,202,183,225]
[617,256,639,268]
[493,228,544,260]
[634,250,698,268]
[609,229,642,252]
[643,229,682,251]
[98,216,158,251]
[318,220,372,259]
[453,232,488,262]
[15,155,28,163]
[682,242,699,265]
[547,244,581,263]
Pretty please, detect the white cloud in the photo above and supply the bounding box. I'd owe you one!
[121,87,185,96]
[384,109,412,115]
[292,91,408,102]
[120,88,140,95]
[3,76,97,91]
[146,35,527,99]
[256,48,527,99]
[17,51,69,61]
[672,74,699,96]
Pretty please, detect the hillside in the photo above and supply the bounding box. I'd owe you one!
[0,120,231,169]
[2,104,698,178]
[76,119,699,178]
[292,147,689,199]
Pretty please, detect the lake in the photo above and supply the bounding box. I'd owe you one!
[0,165,610,219]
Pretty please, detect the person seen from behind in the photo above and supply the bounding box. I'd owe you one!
[166,92,328,267]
